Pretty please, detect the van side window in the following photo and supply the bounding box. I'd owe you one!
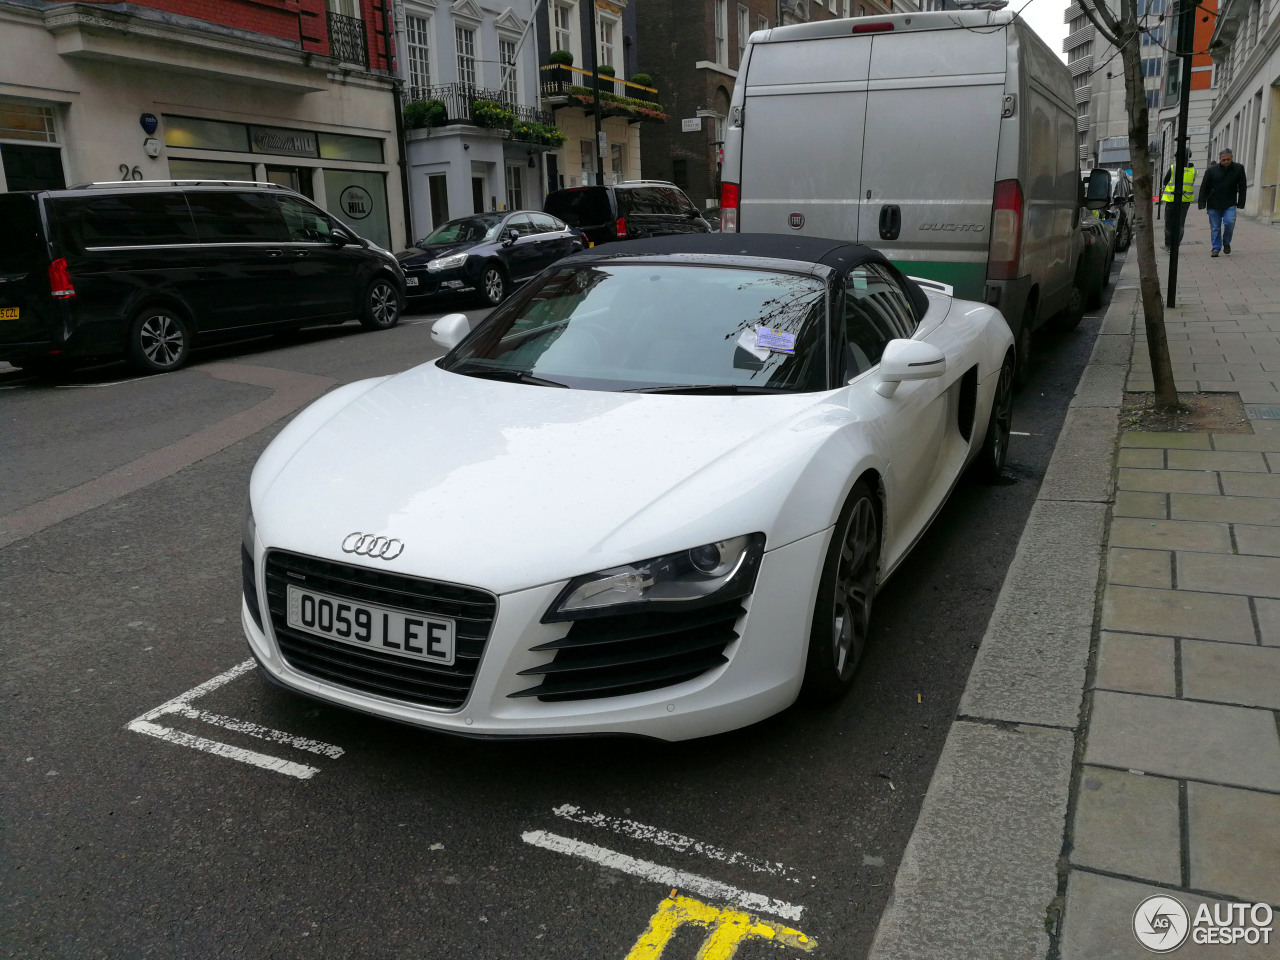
[279,196,333,243]
[52,192,197,250]
[185,191,289,243]
[842,262,917,376]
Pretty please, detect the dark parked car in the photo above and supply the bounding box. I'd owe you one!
[1084,167,1133,251]
[395,211,584,307]
[543,181,711,247]
[1078,216,1116,309]
[0,181,404,375]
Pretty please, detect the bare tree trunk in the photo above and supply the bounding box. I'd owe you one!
[1080,0,1182,411]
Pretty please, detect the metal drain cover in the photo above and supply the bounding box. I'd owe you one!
[1245,406,1280,420]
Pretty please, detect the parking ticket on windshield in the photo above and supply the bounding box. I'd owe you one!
[755,327,795,354]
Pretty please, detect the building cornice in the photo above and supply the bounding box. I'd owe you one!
[694,60,738,79]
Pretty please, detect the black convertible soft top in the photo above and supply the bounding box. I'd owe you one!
[565,232,932,321]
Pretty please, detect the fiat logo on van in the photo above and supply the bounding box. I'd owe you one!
[788,212,805,230]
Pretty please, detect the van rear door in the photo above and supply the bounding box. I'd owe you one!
[857,26,1007,301]
[738,36,873,239]
[0,192,55,348]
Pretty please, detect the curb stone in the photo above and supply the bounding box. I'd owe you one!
[866,256,1140,960]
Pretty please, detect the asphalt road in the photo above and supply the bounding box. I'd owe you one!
[0,268,1119,960]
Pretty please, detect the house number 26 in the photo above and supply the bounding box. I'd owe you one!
[119,164,143,181]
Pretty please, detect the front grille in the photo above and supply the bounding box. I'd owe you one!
[264,550,496,710]
[510,600,745,702]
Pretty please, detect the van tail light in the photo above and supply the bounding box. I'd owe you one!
[852,21,894,32]
[615,217,628,238]
[49,258,76,299]
[987,179,1024,281]
[720,182,740,233]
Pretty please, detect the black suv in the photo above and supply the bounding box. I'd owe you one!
[1083,168,1134,251]
[0,181,405,374]
[543,181,711,247]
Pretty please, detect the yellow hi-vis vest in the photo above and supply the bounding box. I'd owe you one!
[1162,165,1195,202]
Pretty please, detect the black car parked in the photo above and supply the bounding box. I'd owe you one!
[543,181,711,247]
[1084,168,1134,251]
[0,181,404,375]
[395,211,584,307]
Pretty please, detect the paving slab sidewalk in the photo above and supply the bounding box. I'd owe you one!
[868,215,1280,960]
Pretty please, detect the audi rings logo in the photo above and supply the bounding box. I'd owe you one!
[341,532,405,560]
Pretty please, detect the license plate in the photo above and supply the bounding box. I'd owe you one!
[285,585,455,665]
[0,307,17,321]
[405,276,419,287]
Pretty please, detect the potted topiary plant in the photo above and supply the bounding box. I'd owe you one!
[547,49,574,87]
[403,99,448,130]
[630,72,652,90]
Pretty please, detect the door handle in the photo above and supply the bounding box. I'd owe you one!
[266,249,284,258]
[294,250,310,258]
[879,205,901,241]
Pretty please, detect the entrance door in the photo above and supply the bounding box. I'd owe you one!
[265,165,314,199]
[428,174,449,230]
[472,176,485,213]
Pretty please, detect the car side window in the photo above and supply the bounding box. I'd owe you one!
[858,262,918,335]
[278,196,333,243]
[842,263,918,377]
[529,213,559,234]
[185,191,289,243]
[506,214,536,237]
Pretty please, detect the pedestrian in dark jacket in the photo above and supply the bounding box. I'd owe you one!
[1198,148,1248,256]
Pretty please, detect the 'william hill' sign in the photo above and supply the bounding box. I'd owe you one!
[249,126,318,158]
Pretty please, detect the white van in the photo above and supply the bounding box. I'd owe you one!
[719,10,1084,380]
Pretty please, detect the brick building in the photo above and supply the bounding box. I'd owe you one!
[0,0,407,248]
[635,0,894,210]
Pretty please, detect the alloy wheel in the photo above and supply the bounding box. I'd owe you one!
[990,358,1015,471]
[139,314,184,368]
[369,282,398,326]
[831,497,879,681]
[484,268,504,304]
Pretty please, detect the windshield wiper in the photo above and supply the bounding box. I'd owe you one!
[454,366,570,388]
[626,384,791,395]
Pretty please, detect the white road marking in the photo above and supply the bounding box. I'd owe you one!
[552,803,800,883]
[126,659,342,779]
[521,830,805,922]
[1011,431,1033,436]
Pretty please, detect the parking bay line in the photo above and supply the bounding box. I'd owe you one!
[520,829,806,922]
[552,803,802,884]
[126,658,344,779]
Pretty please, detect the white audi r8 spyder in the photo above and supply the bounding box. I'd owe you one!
[241,235,1014,741]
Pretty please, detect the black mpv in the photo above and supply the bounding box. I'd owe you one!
[543,181,711,247]
[0,181,405,374]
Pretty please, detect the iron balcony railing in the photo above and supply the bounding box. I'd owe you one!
[327,12,368,68]
[403,83,553,127]
[539,64,660,103]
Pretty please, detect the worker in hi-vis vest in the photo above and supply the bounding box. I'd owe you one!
[1162,160,1195,250]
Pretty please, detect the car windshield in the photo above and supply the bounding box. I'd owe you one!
[419,215,504,246]
[440,262,830,393]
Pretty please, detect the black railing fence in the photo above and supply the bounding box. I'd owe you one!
[403,83,552,127]
[327,12,368,68]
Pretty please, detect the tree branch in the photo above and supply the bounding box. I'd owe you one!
[1078,0,1123,45]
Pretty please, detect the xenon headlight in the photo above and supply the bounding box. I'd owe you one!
[426,252,469,272]
[544,533,766,621]
[242,497,256,553]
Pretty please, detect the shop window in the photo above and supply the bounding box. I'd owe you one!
[318,133,383,163]
[168,157,256,182]
[1,144,64,191]
[164,116,251,153]
[324,169,390,248]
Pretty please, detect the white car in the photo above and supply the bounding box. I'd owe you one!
[242,235,1014,741]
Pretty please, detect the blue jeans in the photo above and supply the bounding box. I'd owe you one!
[1207,206,1237,252]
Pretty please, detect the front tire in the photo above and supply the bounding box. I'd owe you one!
[1051,281,1085,333]
[1012,311,1033,391]
[129,306,191,373]
[974,351,1015,482]
[800,481,881,704]
[359,277,401,330]
[479,263,507,307]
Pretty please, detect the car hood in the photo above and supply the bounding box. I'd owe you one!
[253,364,849,594]
[396,241,474,267]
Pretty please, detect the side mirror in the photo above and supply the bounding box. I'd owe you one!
[331,231,352,247]
[431,312,472,350]
[1084,169,1112,202]
[1084,197,1110,211]
[503,229,519,245]
[872,339,946,398]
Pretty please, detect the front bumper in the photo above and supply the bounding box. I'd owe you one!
[402,266,474,298]
[242,530,828,741]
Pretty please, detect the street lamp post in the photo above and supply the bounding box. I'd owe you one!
[586,1,605,185]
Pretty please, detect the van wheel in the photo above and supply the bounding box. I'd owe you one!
[479,263,508,307]
[1051,282,1085,333]
[360,277,401,330]
[129,307,191,373]
[1012,316,1033,391]
[1117,219,1132,252]
[800,480,881,704]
